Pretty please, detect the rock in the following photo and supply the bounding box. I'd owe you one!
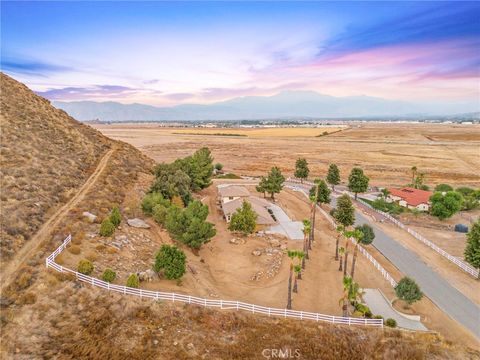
[153,340,159,345]
[83,211,97,223]
[115,234,128,242]
[0,297,13,308]
[145,269,157,281]
[252,250,262,256]
[112,241,123,249]
[186,343,195,350]
[280,244,287,250]
[269,239,280,247]
[127,218,150,229]
[229,238,238,244]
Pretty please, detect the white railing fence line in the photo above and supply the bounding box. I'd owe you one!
[285,180,398,288]
[356,198,479,278]
[45,235,383,327]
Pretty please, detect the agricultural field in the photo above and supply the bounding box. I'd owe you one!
[94,123,480,188]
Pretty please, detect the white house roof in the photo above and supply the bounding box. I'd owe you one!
[218,185,250,198]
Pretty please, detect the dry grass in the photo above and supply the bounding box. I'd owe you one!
[1,281,475,360]
[170,127,344,137]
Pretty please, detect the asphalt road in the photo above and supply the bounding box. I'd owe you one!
[288,182,480,339]
[333,196,480,339]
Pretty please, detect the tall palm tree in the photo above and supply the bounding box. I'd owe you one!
[338,247,345,272]
[309,179,321,247]
[335,225,344,261]
[296,251,305,279]
[293,264,302,293]
[286,250,297,309]
[411,166,417,185]
[342,233,351,277]
[302,219,311,268]
[344,229,363,280]
[350,225,375,280]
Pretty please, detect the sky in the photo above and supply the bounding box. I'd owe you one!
[1,1,479,106]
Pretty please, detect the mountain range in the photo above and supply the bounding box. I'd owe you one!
[51,90,479,121]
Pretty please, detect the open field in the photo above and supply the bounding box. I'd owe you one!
[93,123,480,187]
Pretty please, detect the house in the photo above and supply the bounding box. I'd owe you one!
[387,187,433,211]
[217,185,276,226]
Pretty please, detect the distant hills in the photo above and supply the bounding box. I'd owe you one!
[52,90,479,122]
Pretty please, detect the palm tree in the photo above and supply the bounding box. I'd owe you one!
[350,225,375,280]
[286,250,297,309]
[338,247,345,272]
[335,225,344,261]
[344,229,363,280]
[296,251,305,279]
[342,232,351,277]
[339,276,363,317]
[411,166,417,185]
[293,264,302,293]
[380,188,390,200]
[309,179,321,247]
[302,219,311,268]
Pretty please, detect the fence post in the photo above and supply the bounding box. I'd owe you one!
[284,309,287,318]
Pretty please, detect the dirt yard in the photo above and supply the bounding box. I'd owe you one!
[93,123,480,188]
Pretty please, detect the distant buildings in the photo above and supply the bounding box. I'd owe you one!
[387,187,433,211]
[217,185,276,226]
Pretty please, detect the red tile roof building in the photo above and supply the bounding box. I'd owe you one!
[387,187,433,211]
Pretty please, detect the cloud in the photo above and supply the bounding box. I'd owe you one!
[1,58,72,76]
[36,84,144,100]
[163,93,194,101]
[143,79,160,84]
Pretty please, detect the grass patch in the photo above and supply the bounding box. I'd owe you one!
[172,132,247,137]
[216,173,242,179]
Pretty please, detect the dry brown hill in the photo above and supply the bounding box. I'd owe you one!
[0,75,476,359]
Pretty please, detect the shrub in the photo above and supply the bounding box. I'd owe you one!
[214,163,223,171]
[354,303,372,318]
[229,200,257,235]
[395,277,423,305]
[68,245,81,255]
[373,315,384,320]
[385,318,397,328]
[153,244,186,280]
[430,191,463,220]
[109,206,121,227]
[141,192,169,215]
[102,268,116,283]
[435,183,453,192]
[77,259,94,275]
[126,274,139,288]
[99,218,115,237]
[152,203,169,226]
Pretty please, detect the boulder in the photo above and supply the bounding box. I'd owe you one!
[82,211,97,223]
[269,239,280,247]
[127,218,150,229]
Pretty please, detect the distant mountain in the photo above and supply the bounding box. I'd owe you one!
[52,90,479,121]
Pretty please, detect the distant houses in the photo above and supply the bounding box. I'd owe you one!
[217,185,276,227]
[387,187,433,211]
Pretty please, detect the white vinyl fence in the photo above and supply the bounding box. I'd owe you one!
[45,235,383,327]
[357,198,480,278]
[286,180,398,288]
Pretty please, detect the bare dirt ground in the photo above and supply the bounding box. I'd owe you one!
[93,123,480,187]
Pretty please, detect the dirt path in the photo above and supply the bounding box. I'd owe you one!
[0,147,116,293]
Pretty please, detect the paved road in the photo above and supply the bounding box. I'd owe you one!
[363,289,427,331]
[287,182,480,339]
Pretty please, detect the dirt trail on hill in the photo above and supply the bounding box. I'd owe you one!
[0,148,115,293]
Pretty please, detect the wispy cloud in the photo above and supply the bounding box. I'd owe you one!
[35,84,158,101]
[1,58,73,76]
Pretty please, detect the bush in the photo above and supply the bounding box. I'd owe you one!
[109,206,121,227]
[435,184,453,192]
[153,244,186,280]
[395,277,423,305]
[102,268,116,283]
[214,163,223,171]
[385,318,397,328]
[126,274,139,288]
[229,200,257,235]
[354,303,372,318]
[373,315,384,320]
[141,192,169,215]
[430,191,463,220]
[152,203,169,226]
[77,259,94,275]
[99,218,115,237]
[68,245,81,255]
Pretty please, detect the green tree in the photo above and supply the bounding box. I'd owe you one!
[264,166,285,200]
[152,203,170,226]
[339,276,362,317]
[333,194,355,228]
[293,264,302,293]
[78,259,94,275]
[99,218,115,237]
[214,163,223,171]
[126,274,139,288]
[189,147,214,190]
[435,183,453,192]
[294,158,309,183]
[395,277,423,306]
[109,206,121,227]
[102,268,116,283]
[150,163,192,205]
[348,167,369,200]
[464,219,480,278]
[430,191,464,220]
[310,179,331,206]
[154,244,186,280]
[182,216,216,249]
[326,164,341,191]
[256,176,268,198]
[413,173,426,189]
[229,200,257,235]
[410,166,417,185]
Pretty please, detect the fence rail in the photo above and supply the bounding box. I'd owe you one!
[286,180,398,288]
[356,198,480,278]
[45,235,383,327]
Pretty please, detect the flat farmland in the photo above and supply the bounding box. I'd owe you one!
[93,123,480,187]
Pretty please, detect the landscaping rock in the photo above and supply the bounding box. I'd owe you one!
[82,211,97,223]
[127,218,150,229]
[252,250,262,256]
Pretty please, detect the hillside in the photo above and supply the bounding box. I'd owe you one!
[0,75,476,359]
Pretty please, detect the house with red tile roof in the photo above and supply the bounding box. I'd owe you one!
[387,187,433,211]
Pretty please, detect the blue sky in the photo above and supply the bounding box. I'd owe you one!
[1,1,479,106]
